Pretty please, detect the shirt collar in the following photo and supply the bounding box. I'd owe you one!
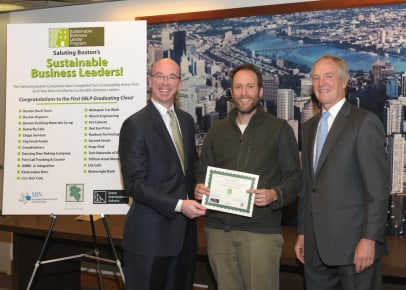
[151,99,174,117]
[323,98,345,119]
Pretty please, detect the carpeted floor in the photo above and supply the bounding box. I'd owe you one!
[1,270,405,290]
[278,268,406,290]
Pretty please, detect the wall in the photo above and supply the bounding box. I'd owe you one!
[0,19,9,268]
[0,0,314,192]
[0,0,315,204]
[0,13,8,273]
[0,0,402,275]
[0,0,312,274]
[0,0,314,206]
[8,0,314,23]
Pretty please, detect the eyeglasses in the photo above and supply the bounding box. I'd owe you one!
[151,73,180,82]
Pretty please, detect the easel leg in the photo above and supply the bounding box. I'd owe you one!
[101,213,125,285]
[26,214,57,290]
[25,214,124,289]
[89,214,105,290]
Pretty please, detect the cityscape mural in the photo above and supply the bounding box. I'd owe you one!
[145,2,406,235]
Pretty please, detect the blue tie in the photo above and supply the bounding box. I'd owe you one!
[314,111,330,171]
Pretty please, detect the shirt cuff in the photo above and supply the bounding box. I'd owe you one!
[175,199,183,212]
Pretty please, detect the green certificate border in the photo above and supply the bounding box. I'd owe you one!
[203,166,258,217]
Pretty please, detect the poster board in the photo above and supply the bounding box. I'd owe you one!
[3,21,146,215]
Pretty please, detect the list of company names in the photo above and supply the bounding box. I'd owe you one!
[17,108,71,181]
[84,107,120,175]
[16,105,122,181]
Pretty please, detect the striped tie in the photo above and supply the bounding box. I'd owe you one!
[168,110,185,171]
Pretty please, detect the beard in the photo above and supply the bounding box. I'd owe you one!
[234,97,260,114]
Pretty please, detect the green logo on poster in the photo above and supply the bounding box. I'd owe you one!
[49,27,105,48]
[66,184,84,202]
[49,28,70,47]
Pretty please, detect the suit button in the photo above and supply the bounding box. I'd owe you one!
[312,188,316,193]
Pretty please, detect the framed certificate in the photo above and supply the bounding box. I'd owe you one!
[203,166,259,217]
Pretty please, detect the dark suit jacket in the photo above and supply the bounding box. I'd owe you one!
[119,101,197,257]
[298,100,390,266]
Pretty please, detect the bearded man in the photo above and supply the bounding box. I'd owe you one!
[194,63,301,290]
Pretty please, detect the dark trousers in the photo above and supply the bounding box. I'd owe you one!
[124,222,196,290]
[304,241,382,290]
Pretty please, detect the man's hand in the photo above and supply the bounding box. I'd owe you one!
[247,188,277,206]
[294,235,305,264]
[354,238,375,273]
[194,183,210,201]
[181,200,207,219]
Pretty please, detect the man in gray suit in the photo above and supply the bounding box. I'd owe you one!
[295,55,390,290]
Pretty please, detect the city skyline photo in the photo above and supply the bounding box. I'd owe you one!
[146,2,406,235]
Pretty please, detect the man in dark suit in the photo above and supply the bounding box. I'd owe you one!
[119,58,207,290]
[295,55,390,290]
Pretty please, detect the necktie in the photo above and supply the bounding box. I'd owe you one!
[168,110,185,171]
[314,111,330,171]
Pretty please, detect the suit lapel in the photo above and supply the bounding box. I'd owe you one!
[147,102,171,140]
[315,101,351,174]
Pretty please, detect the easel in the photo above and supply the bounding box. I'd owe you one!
[26,213,125,290]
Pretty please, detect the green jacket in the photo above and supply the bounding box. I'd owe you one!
[196,107,301,233]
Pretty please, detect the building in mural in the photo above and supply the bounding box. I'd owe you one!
[147,3,406,235]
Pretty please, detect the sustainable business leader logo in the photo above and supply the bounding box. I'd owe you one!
[49,27,105,48]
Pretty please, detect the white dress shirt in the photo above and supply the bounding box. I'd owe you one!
[151,99,184,212]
